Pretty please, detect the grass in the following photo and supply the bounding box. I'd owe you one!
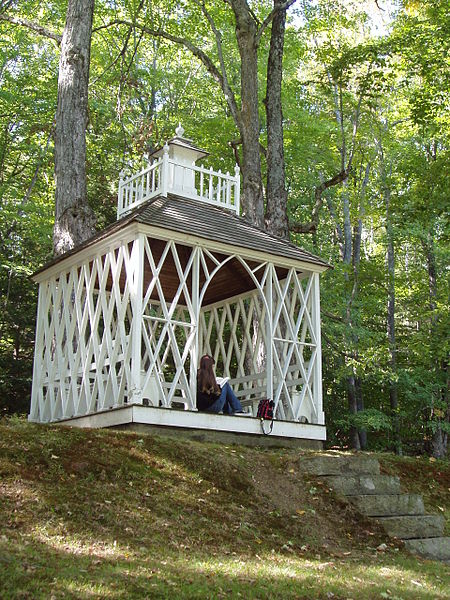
[0,416,448,599]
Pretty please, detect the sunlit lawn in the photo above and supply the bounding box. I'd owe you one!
[2,533,448,599]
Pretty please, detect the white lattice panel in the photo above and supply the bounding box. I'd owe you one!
[30,238,141,422]
[140,239,198,409]
[270,269,318,421]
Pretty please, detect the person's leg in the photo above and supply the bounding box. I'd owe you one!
[222,382,244,414]
[204,388,227,413]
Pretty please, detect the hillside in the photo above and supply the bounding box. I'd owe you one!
[0,417,449,599]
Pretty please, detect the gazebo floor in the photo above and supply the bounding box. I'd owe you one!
[53,404,326,449]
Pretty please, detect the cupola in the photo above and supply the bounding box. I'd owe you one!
[117,124,240,218]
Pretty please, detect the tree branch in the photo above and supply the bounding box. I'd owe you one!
[346,62,373,172]
[255,0,297,47]
[0,13,62,43]
[322,331,363,362]
[229,138,242,168]
[289,168,350,234]
[90,23,134,86]
[192,0,240,129]
[93,19,242,130]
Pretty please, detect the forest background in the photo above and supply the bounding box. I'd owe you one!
[0,0,448,456]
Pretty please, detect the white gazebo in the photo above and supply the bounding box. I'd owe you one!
[29,126,330,446]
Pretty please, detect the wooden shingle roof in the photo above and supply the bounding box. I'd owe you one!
[136,193,331,269]
[32,193,331,279]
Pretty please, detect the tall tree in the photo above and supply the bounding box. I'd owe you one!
[265,0,289,239]
[376,124,402,455]
[0,0,96,255]
[53,0,96,255]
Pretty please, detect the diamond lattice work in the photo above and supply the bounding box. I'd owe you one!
[30,239,140,422]
[271,269,318,422]
[141,239,197,408]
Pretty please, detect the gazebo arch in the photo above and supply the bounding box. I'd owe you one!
[29,126,330,445]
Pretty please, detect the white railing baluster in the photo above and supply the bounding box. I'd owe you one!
[208,167,213,201]
[226,172,231,207]
[234,165,240,212]
[117,154,241,218]
[117,170,125,219]
[162,144,169,196]
[217,170,222,204]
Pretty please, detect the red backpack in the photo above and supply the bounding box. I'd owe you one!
[256,399,275,434]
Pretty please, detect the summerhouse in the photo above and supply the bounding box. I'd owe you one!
[29,126,330,446]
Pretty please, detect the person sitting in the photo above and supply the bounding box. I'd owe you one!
[196,354,246,415]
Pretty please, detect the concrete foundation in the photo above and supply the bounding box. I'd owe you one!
[54,404,325,449]
[116,422,323,449]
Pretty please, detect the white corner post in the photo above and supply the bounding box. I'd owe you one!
[29,284,45,422]
[189,247,200,410]
[130,234,145,405]
[234,165,240,214]
[117,170,125,219]
[161,142,169,197]
[265,264,274,401]
[312,272,325,425]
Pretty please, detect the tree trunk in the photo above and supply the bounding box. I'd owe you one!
[342,189,352,265]
[264,0,288,239]
[355,376,367,449]
[343,163,370,450]
[348,374,361,450]
[424,233,448,458]
[231,0,264,229]
[386,186,402,455]
[53,0,96,255]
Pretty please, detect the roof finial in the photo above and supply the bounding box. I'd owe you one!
[175,122,185,138]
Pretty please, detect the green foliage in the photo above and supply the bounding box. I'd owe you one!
[336,408,393,434]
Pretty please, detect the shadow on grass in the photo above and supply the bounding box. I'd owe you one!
[0,532,448,600]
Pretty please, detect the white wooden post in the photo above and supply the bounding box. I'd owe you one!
[117,170,125,219]
[266,264,274,401]
[208,166,213,201]
[29,284,45,421]
[190,247,200,410]
[234,165,240,213]
[161,142,169,196]
[312,272,324,424]
[130,234,144,404]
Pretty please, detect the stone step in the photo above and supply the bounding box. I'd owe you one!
[298,453,380,476]
[347,494,425,517]
[404,537,450,562]
[323,474,401,496]
[375,514,445,540]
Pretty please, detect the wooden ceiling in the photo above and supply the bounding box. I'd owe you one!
[142,238,289,306]
[99,238,290,307]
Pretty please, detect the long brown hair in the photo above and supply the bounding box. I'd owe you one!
[197,354,220,394]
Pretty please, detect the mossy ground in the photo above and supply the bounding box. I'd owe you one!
[0,417,448,599]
